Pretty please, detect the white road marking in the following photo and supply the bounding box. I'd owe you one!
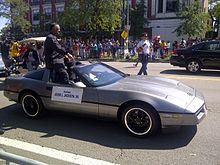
[0,137,119,165]
[162,75,220,81]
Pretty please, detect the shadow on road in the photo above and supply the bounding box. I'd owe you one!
[0,104,197,150]
[160,69,220,77]
[123,66,137,69]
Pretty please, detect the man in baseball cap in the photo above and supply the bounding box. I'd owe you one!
[134,33,151,75]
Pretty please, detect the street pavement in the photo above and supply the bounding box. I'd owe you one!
[0,62,220,165]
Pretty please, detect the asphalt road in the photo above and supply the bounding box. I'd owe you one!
[0,62,220,165]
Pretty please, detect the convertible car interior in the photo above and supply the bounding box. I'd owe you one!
[42,68,87,88]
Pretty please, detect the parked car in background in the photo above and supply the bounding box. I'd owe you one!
[170,40,220,73]
[0,53,21,77]
[0,53,8,76]
[20,37,46,44]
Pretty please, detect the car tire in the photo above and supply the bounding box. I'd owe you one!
[21,93,44,118]
[186,59,201,73]
[121,104,160,137]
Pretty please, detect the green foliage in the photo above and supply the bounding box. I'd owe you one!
[129,0,147,40]
[58,0,121,38]
[174,1,211,38]
[209,0,220,4]
[211,3,220,18]
[57,0,79,34]
[211,3,220,37]
[0,0,31,35]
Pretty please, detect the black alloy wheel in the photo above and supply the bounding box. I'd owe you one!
[122,104,160,137]
[21,93,44,118]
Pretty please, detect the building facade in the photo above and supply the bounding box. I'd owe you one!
[26,0,138,37]
[145,0,209,42]
[26,0,209,42]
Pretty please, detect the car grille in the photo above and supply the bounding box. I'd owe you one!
[195,104,206,118]
[197,105,205,113]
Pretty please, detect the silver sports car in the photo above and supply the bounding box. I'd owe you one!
[4,62,207,137]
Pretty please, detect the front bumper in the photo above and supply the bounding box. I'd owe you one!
[160,90,207,127]
[159,104,207,128]
[182,104,207,125]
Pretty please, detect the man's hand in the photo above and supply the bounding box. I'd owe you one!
[65,53,74,61]
[136,47,143,53]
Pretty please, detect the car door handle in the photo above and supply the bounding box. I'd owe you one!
[46,87,52,91]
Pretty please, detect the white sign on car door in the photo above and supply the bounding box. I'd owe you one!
[51,86,83,104]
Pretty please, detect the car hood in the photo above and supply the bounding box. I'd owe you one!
[105,75,195,107]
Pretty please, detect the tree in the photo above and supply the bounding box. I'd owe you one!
[209,0,220,3]
[129,0,147,40]
[211,3,220,18]
[57,0,122,38]
[58,0,121,38]
[56,0,79,35]
[0,0,31,37]
[174,1,211,38]
[210,2,220,37]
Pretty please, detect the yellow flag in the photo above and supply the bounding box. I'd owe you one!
[121,30,128,39]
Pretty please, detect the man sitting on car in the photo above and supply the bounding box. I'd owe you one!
[44,23,75,84]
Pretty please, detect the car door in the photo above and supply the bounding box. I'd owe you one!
[210,42,220,68]
[194,42,220,68]
[44,81,99,116]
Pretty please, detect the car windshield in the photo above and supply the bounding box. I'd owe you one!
[77,63,126,87]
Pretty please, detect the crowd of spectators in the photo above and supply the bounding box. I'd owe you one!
[64,38,122,59]
[0,36,207,71]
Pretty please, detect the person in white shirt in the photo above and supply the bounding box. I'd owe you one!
[134,33,151,75]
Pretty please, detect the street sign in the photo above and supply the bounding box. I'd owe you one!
[121,30,128,40]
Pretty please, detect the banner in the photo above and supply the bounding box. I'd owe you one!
[51,86,83,104]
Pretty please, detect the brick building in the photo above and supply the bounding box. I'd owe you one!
[26,0,65,36]
[26,0,139,37]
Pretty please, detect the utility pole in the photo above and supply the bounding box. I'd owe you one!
[124,0,130,56]
[218,19,220,38]
[121,0,125,54]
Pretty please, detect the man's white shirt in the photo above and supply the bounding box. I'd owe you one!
[137,40,151,54]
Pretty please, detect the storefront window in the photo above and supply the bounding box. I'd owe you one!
[56,6,64,16]
[44,0,51,4]
[44,8,51,22]
[158,0,163,13]
[166,0,179,12]
[31,0,39,5]
[32,9,40,21]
